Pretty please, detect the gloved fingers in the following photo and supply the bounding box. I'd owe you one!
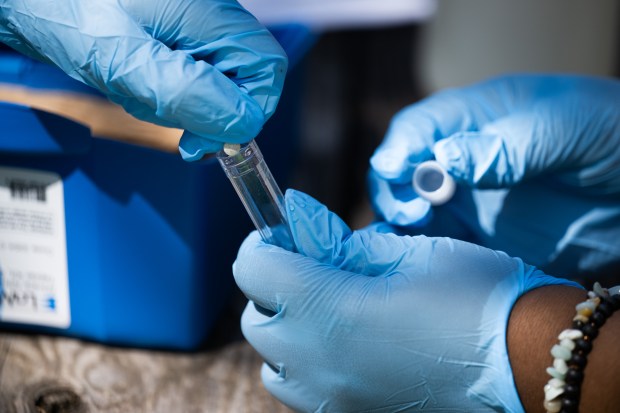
[369,86,502,184]
[285,189,431,276]
[369,106,435,184]
[260,364,318,413]
[433,126,535,189]
[240,297,312,402]
[434,104,619,190]
[233,229,364,316]
[240,300,285,367]
[121,0,288,120]
[428,75,620,191]
[234,191,416,315]
[286,188,545,285]
[283,189,352,265]
[367,169,432,227]
[239,300,302,408]
[178,131,223,161]
[260,363,297,410]
[434,109,570,188]
[233,231,308,313]
[67,4,269,148]
[95,37,267,149]
[363,199,480,243]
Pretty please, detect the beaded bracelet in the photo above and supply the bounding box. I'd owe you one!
[543,282,620,413]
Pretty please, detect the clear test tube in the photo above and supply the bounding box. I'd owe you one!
[216,140,296,252]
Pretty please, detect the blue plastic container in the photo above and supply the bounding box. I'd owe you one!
[0,26,313,350]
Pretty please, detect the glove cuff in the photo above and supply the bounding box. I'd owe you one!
[468,271,581,412]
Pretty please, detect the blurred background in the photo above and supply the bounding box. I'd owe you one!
[243,0,620,228]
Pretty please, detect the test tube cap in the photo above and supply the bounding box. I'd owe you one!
[412,160,456,206]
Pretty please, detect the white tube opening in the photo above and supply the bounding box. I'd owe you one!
[412,160,456,206]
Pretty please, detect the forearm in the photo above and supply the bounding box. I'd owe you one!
[507,285,620,412]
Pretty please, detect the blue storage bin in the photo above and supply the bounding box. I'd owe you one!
[0,25,314,350]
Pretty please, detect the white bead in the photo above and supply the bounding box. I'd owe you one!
[558,329,583,340]
[576,301,596,313]
[560,338,576,351]
[593,282,608,297]
[551,344,571,360]
[553,358,569,375]
[587,296,601,305]
[545,382,565,401]
[548,378,565,389]
[546,367,564,379]
[609,285,620,296]
[544,398,562,412]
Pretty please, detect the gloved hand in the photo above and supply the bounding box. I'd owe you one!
[234,189,578,412]
[369,75,620,279]
[0,0,288,160]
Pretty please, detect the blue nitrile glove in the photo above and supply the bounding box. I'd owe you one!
[369,75,620,278]
[0,0,287,160]
[233,189,579,412]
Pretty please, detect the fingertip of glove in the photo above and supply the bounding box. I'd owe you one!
[227,93,266,138]
[434,137,462,164]
[234,231,265,282]
[284,188,318,207]
[390,199,433,228]
[436,132,528,188]
[434,136,470,183]
[369,149,410,180]
[178,131,225,161]
[369,173,433,227]
[238,231,269,263]
[284,189,351,264]
[284,189,324,229]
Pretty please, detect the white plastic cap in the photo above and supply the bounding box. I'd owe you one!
[412,160,456,205]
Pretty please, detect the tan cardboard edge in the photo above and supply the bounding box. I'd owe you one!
[0,83,183,153]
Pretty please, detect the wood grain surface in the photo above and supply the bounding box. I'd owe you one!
[0,332,291,413]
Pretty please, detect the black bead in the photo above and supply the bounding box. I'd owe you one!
[564,383,580,398]
[569,353,587,369]
[591,311,606,327]
[597,300,614,317]
[575,338,592,354]
[610,295,620,310]
[581,323,598,339]
[561,397,579,413]
[565,367,584,384]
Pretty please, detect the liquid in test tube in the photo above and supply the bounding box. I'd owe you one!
[217,140,296,252]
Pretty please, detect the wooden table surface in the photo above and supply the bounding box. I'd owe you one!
[0,304,292,413]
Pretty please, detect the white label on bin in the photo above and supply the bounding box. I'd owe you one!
[0,166,70,328]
